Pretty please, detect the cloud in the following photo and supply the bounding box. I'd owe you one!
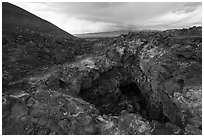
[147,3,202,29]
[11,2,202,34]
[184,2,202,7]
[173,2,201,13]
[62,17,121,34]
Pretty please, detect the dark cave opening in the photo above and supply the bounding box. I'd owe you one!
[79,79,170,124]
[59,79,67,89]
[119,81,170,124]
[119,82,149,117]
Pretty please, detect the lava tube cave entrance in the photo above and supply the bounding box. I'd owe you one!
[79,79,170,123]
[79,79,149,116]
[119,82,148,116]
[119,81,170,123]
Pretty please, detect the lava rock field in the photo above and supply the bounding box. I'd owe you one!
[2,2,202,135]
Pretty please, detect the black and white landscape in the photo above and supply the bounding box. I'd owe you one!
[2,2,202,135]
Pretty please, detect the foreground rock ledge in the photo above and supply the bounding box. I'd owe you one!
[2,27,202,135]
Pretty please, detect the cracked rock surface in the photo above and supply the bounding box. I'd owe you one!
[2,26,202,135]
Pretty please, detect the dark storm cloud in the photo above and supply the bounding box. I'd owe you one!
[12,2,202,34]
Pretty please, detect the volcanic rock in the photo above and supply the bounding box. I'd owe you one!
[2,3,202,135]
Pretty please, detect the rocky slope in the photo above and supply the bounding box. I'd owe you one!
[2,3,94,89]
[2,25,202,134]
[2,2,75,38]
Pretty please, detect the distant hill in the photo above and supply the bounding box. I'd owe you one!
[74,29,161,38]
[75,30,132,38]
[2,2,75,38]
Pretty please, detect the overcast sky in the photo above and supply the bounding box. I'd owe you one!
[12,2,202,34]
